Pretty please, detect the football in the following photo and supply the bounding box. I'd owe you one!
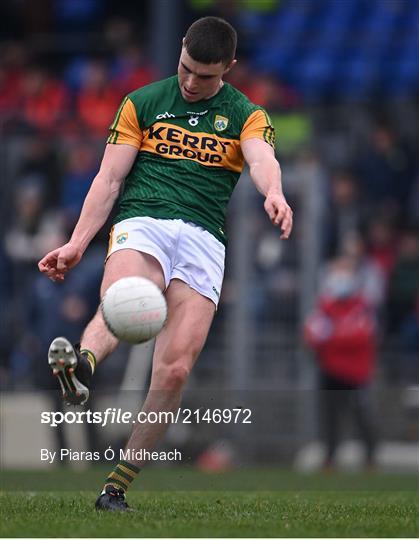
[101,276,167,344]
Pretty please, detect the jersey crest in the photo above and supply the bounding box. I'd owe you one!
[214,115,229,132]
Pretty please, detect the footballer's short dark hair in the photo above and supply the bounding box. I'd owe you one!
[184,17,237,66]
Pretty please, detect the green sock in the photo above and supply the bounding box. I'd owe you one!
[104,460,140,492]
[80,349,96,374]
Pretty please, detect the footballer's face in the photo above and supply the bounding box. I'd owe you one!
[178,47,235,102]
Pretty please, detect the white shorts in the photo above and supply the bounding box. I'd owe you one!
[106,217,225,306]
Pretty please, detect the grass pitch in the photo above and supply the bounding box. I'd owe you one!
[0,468,417,537]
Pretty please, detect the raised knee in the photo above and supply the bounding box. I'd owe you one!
[153,362,191,390]
[169,364,190,387]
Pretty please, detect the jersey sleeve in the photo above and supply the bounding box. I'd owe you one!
[240,109,276,148]
[107,97,142,148]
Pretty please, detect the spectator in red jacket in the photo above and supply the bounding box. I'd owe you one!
[20,66,69,133]
[304,255,378,469]
[111,43,157,96]
[76,60,121,136]
[0,42,26,121]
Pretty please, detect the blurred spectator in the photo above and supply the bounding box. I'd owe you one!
[0,41,27,121]
[20,66,69,132]
[76,59,121,136]
[323,169,367,258]
[304,255,378,469]
[355,123,417,218]
[335,232,385,310]
[4,178,63,270]
[225,61,299,109]
[60,142,97,226]
[4,179,65,388]
[7,218,102,386]
[0,62,18,118]
[387,229,419,332]
[16,136,61,208]
[387,230,419,384]
[111,43,157,96]
[63,57,92,92]
[365,218,398,285]
[248,74,299,110]
[103,16,137,53]
[4,177,64,334]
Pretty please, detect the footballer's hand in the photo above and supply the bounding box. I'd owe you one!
[38,242,83,282]
[264,193,293,239]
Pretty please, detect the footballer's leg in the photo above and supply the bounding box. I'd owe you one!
[96,279,215,511]
[125,279,215,461]
[49,249,165,406]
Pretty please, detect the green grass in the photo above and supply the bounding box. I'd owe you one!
[1,466,417,491]
[1,469,418,537]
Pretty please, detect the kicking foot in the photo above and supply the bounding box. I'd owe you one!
[95,485,132,512]
[48,337,91,405]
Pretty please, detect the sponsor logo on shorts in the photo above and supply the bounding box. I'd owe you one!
[214,115,229,131]
[212,286,220,298]
[116,232,128,244]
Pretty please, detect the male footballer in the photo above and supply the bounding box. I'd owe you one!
[38,16,293,511]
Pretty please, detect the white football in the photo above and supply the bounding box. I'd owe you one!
[101,277,167,344]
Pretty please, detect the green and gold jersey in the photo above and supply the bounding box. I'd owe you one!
[108,75,275,244]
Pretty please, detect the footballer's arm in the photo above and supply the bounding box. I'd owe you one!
[241,138,293,239]
[38,143,138,282]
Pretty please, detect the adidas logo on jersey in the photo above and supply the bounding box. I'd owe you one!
[156,111,176,119]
